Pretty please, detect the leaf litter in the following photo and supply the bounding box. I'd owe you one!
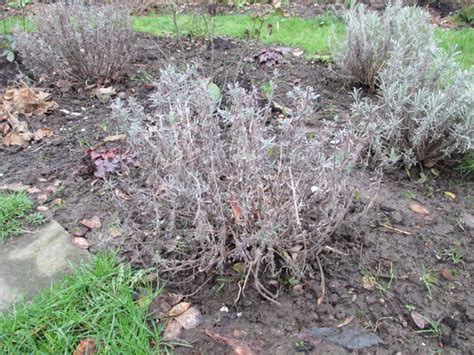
[0,83,57,147]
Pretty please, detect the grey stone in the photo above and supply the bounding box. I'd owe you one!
[463,213,474,230]
[299,327,383,350]
[0,221,91,313]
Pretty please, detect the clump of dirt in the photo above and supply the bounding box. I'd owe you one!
[1,34,473,354]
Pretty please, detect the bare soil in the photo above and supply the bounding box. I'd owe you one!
[1,33,473,354]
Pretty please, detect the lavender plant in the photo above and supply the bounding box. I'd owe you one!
[113,66,364,300]
[351,46,473,168]
[14,1,135,83]
[331,2,435,91]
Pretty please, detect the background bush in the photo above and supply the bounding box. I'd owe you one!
[15,1,135,83]
[348,4,473,168]
[113,66,364,300]
[332,2,435,90]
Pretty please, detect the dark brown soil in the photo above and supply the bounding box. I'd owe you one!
[1,34,473,354]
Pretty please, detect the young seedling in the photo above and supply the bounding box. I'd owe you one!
[415,315,443,341]
[404,191,417,200]
[443,245,463,264]
[422,266,437,301]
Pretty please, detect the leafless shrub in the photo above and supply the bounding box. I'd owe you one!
[331,2,435,90]
[15,0,135,84]
[351,46,474,168]
[113,65,366,300]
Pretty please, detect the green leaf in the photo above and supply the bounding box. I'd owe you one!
[207,82,222,104]
[6,51,15,62]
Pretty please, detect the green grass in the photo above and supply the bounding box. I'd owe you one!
[0,255,165,354]
[1,13,472,67]
[133,14,345,58]
[437,27,474,68]
[460,150,474,175]
[0,192,33,243]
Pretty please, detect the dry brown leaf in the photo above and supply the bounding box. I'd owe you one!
[34,128,54,142]
[80,216,102,230]
[362,276,374,290]
[205,329,254,355]
[163,320,183,340]
[174,307,202,330]
[337,315,355,328]
[0,122,10,135]
[56,79,72,92]
[36,194,48,204]
[0,182,30,192]
[229,195,244,223]
[72,237,90,249]
[168,302,191,317]
[27,186,42,194]
[411,311,427,329]
[73,338,97,355]
[409,202,430,215]
[104,133,126,142]
[2,131,29,146]
[1,84,58,117]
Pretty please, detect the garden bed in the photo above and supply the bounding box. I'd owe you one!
[1,30,473,353]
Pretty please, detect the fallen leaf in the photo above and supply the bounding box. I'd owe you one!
[72,237,90,249]
[411,311,427,329]
[163,320,183,340]
[147,292,184,321]
[444,191,456,200]
[51,198,64,206]
[73,338,97,355]
[0,182,30,192]
[0,122,10,135]
[36,194,48,204]
[1,84,58,116]
[27,186,41,194]
[292,48,304,57]
[205,329,254,355]
[409,202,430,215]
[232,262,246,275]
[174,307,202,330]
[337,315,355,328]
[104,133,126,142]
[34,127,53,142]
[168,302,191,317]
[362,276,374,290]
[94,86,116,102]
[2,130,30,146]
[440,268,454,280]
[80,216,102,230]
[56,79,72,92]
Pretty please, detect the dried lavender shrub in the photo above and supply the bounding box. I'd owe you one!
[113,65,367,300]
[15,0,135,83]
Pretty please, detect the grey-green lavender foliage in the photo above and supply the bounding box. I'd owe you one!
[112,65,365,300]
[351,41,473,168]
[14,0,135,83]
[332,2,435,90]
[338,2,473,168]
